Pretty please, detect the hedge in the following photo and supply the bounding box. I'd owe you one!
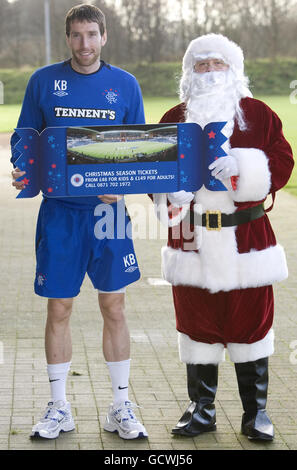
[0,58,296,104]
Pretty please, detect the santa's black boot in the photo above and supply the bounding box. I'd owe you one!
[235,357,274,441]
[172,363,218,436]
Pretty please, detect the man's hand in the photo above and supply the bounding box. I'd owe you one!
[11,167,26,190]
[97,194,124,204]
[208,155,239,181]
[168,190,194,207]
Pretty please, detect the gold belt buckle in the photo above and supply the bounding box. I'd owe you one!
[205,210,222,231]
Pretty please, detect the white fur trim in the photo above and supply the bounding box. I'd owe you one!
[162,243,288,293]
[167,204,191,227]
[153,193,168,227]
[227,329,274,363]
[183,34,244,74]
[153,193,191,228]
[237,244,288,288]
[193,52,226,62]
[229,147,271,202]
[178,332,225,364]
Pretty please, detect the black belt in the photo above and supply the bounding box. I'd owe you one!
[189,204,265,231]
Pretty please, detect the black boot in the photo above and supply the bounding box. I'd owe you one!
[172,363,218,436]
[235,357,274,441]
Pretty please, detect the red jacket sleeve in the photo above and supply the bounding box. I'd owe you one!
[159,103,186,124]
[261,104,294,193]
[230,98,294,195]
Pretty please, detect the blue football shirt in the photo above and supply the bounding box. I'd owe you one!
[11,60,145,207]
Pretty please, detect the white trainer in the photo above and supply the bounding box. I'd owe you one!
[31,400,75,439]
[104,401,148,440]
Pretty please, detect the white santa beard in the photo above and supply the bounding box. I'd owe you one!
[185,68,245,127]
[186,86,239,129]
[181,72,239,291]
[186,77,237,212]
[186,72,239,210]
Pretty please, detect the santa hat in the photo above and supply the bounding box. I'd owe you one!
[182,33,245,75]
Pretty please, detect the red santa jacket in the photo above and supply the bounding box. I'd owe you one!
[154,98,294,293]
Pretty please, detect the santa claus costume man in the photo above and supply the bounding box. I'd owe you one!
[153,34,294,440]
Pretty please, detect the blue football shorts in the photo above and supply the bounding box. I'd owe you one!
[34,198,140,298]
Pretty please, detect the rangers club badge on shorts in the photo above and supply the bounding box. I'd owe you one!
[36,273,46,286]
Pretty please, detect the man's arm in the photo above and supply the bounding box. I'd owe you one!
[228,100,294,203]
[261,104,294,193]
[124,77,145,125]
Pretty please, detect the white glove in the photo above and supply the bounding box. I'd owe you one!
[168,190,194,207]
[208,155,239,181]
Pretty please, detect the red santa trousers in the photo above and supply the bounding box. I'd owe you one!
[172,284,274,347]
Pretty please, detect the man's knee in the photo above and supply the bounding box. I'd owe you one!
[47,298,73,323]
[99,293,126,324]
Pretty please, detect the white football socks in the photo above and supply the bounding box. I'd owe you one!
[47,361,71,403]
[47,360,131,406]
[106,359,131,405]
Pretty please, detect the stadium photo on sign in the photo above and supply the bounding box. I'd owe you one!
[66,124,178,164]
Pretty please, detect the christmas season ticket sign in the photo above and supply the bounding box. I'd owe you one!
[14,122,228,198]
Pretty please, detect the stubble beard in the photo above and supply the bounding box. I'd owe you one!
[71,49,101,71]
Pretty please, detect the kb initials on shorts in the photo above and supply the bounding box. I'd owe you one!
[123,253,136,268]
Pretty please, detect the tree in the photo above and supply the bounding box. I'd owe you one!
[1,0,297,67]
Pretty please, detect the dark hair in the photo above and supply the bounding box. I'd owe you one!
[65,4,106,37]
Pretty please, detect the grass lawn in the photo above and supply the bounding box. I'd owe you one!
[69,140,174,160]
[0,104,21,133]
[1,96,296,195]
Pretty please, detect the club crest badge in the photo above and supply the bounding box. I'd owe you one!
[102,88,119,104]
[70,174,84,187]
[37,273,46,286]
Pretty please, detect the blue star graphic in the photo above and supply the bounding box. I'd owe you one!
[48,136,55,143]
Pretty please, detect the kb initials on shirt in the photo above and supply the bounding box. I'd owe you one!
[54,80,67,91]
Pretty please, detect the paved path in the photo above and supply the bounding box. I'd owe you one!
[0,133,296,450]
